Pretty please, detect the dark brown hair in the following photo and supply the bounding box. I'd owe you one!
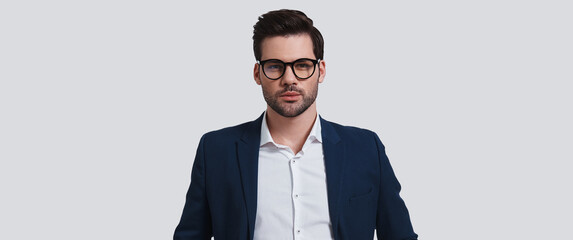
[253,9,324,61]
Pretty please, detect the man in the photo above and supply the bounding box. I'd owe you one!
[174,9,417,240]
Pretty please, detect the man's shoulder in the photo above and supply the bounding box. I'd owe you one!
[321,118,387,153]
[203,121,253,139]
[200,116,262,144]
[321,118,379,140]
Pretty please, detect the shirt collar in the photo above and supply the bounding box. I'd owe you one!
[260,111,322,147]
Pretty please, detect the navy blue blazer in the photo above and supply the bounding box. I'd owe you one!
[174,114,417,240]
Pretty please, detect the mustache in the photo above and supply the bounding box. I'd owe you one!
[278,85,303,95]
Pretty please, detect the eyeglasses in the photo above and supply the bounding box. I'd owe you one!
[257,58,320,80]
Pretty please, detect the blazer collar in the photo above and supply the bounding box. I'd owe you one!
[319,116,341,144]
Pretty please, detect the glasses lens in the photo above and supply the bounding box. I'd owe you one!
[263,60,284,79]
[293,59,316,79]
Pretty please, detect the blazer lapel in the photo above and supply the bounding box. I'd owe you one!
[237,114,263,240]
[320,117,345,238]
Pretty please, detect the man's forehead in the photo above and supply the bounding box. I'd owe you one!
[260,34,315,61]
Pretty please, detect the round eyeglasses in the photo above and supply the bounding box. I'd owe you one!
[258,58,320,80]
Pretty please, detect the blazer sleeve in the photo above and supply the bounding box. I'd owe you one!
[373,133,418,240]
[174,135,213,240]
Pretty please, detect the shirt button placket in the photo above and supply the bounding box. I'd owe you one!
[291,157,300,239]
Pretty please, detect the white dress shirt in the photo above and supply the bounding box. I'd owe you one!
[254,112,333,240]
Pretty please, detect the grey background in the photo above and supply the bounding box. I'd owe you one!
[1,0,571,239]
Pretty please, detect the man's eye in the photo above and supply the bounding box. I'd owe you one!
[295,63,312,69]
[266,64,283,71]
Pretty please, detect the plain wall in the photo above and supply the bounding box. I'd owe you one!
[1,1,571,239]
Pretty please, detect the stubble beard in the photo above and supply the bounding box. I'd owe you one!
[262,81,318,118]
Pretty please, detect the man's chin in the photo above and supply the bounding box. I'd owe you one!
[274,106,308,118]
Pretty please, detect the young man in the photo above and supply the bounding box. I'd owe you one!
[174,9,417,240]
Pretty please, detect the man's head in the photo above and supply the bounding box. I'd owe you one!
[253,9,326,118]
[253,9,324,62]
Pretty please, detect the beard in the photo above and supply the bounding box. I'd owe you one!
[261,81,319,118]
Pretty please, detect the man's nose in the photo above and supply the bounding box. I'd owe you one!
[280,65,297,85]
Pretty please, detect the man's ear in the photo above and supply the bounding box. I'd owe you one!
[318,60,326,83]
[254,63,261,85]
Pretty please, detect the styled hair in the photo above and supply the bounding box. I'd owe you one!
[253,9,324,61]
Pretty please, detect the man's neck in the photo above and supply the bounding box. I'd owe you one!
[265,103,318,154]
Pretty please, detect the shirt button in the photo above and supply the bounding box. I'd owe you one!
[297,229,301,234]
[294,194,299,198]
[292,160,296,164]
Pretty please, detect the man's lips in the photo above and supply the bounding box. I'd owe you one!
[281,91,300,96]
[280,91,301,101]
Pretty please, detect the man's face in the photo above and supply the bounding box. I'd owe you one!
[254,34,326,118]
